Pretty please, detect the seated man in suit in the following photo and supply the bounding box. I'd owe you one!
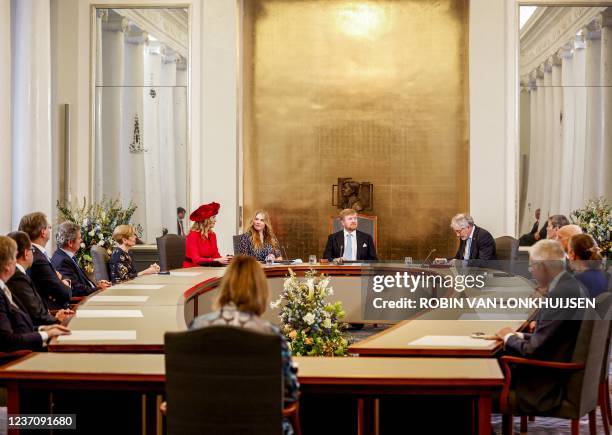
[6,231,73,326]
[495,239,587,414]
[18,212,72,309]
[323,209,377,262]
[51,222,110,296]
[545,214,569,241]
[518,208,544,246]
[0,236,70,351]
[450,213,497,268]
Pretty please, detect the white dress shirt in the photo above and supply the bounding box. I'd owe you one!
[343,229,358,261]
[463,225,476,260]
[32,243,50,261]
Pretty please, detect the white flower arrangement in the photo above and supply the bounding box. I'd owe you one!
[571,197,611,257]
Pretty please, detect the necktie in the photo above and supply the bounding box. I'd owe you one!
[463,238,472,260]
[345,233,353,260]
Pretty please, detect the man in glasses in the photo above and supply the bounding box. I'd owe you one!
[449,213,497,268]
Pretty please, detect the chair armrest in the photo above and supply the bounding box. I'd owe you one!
[499,356,585,413]
[283,396,301,435]
[283,401,299,418]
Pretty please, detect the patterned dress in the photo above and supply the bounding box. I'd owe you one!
[190,303,299,434]
[236,233,281,261]
[109,247,138,284]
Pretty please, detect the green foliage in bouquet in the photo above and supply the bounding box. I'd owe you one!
[270,269,350,356]
[57,197,142,273]
[571,197,611,258]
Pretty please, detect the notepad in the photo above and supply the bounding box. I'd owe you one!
[169,271,203,277]
[57,330,137,342]
[76,310,143,319]
[408,335,495,348]
[111,284,164,290]
[88,295,150,303]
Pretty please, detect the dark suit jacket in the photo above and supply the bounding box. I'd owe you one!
[323,230,378,261]
[453,226,497,268]
[6,269,57,326]
[0,288,43,352]
[505,272,586,414]
[51,249,96,297]
[29,246,72,309]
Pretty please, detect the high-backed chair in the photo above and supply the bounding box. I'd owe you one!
[500,293,612,435]
[328,214,378,247]
[164,326,300,435]
[90,245,110,282]
[156,234,186,272]
[233,235,241,256]
[495,236,519,274]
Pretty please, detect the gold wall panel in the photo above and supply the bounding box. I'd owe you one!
[243,0,469,260]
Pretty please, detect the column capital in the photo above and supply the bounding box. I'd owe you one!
[558,43,573,60]
[601,8,612,27]
[162,47,179,64]
[176,56,187,71]
[102,12,127,33]
[145,41,165,56]
[125,23,148,45]
[96,9,108,20]
[573,33,586,51]
[583,17,602,40]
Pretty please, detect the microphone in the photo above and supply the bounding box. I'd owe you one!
[280,242,290,263]
[421,248,437,267]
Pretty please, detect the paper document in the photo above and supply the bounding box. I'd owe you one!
[88,295,149,303]
[76,310,143,319]
[408,335,495,348]
[111,284,164,290]
[57,330,137,342]
[169,271,203,277]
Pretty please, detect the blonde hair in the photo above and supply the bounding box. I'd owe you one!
[339,209,357,220]
[247,210,278,250]
[191,218,215,239]
[112,225,135,245]
[214,256,269,315]
[0,236,18,271]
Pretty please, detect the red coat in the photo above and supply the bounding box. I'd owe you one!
[183,230,221,268]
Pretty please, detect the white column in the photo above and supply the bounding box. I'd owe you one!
[570,35,587,212]
[534,68,546,218]
[94,9,106,202]
[0,0,11,233]
[175,59,188,217]
[549,55,563,215]
[601,9,612,199]
[522,72,539,234]
[143,41,164,242]
[541,61,554,219]
[11,0,52,225]
[159,50,178,233]
[559,44,575,215]
[122,24,147,230]
[583,19,603,202]
[99,12,126,200]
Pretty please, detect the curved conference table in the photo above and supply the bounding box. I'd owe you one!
[3,263,535,435]
[48,263,535,355]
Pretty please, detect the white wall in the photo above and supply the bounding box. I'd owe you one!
[0,0,11,234]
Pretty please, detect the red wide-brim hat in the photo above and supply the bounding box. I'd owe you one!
[189,202,220,222]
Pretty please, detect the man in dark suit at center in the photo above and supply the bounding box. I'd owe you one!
[450,213,497,268]
[323,209,378,262]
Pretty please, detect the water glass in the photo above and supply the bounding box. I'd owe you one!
[404,256,413,266]
[265,255,274,266]
[308,255,317,266]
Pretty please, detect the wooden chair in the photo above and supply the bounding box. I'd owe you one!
[328,214,378,247]
[156,234,186,272]
[90,245,110,282]
[500,293,612,435]
[164,326,300,435]
[232,235,241,256]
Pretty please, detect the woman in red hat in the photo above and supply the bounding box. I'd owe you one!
[183,202,231,267]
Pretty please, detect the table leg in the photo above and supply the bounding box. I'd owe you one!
[7,383,19,435]
[478,395,492,435]
[358,398,377,435]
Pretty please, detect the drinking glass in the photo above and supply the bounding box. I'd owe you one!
[308,255,317,265]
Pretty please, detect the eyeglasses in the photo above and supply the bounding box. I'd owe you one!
[29,247,35,253]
